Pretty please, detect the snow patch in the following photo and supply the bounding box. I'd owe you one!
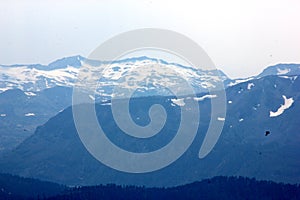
[0,87,13,93]
[277,68,290,75]
[239,118,244,122]
[279,76,297,81]
[200,81,215,88]
[279,76,289,79]
[227,77,254,87]
[0,114,6,117]
[24,91,36,96]
[247,83,254,90]
[217,117,225,121]
[171,98,185,107]
[101,102,112,106]
[228,100,232,104]
[193,94,217,101]
[270,95,294,117]
[89,95,95,101]
[25,113,35,116]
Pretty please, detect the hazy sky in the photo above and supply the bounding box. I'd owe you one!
[0,0,299,78]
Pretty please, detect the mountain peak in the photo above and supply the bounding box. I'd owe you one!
[46,55,85,70]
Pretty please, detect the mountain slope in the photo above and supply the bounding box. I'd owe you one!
[0,86,72,152]
[0,75,299,186]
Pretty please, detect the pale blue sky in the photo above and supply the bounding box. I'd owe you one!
[0,0,299,78]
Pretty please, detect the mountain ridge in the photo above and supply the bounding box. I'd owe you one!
[0,55,229,96]
[1,55,299,94]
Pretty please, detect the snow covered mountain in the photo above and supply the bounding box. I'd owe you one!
[0,56,229,98]
[2,56,299,98]
[2,56,300,95]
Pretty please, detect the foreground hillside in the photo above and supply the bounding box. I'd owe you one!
[1,174,299,200]
[48,176,300,200]
[0,173,66,199]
